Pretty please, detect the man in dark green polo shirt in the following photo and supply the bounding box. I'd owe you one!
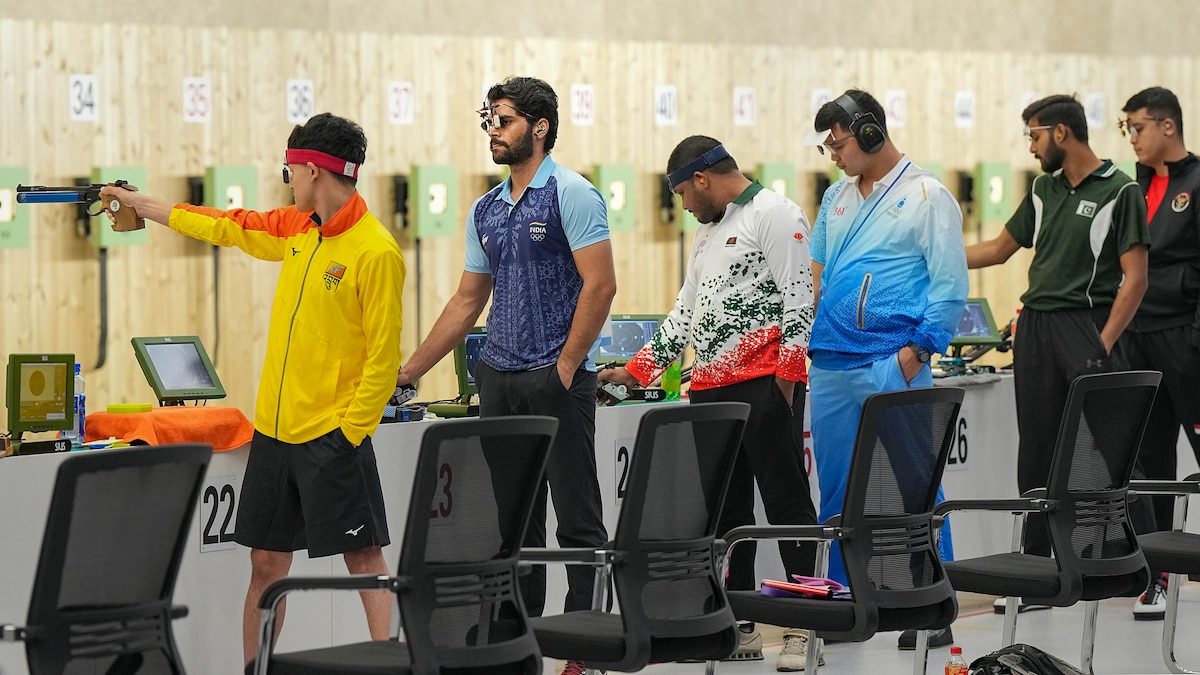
[966,94,1150,571]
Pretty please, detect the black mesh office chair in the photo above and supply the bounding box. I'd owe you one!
[523,402,750,673]
[1129,472,1200,674]
[716,386,964,675]
[936,371,1161,675]
[249,415,557,675]
[0,443,213,675]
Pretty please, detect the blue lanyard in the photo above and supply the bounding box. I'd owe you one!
[828,161,912,275]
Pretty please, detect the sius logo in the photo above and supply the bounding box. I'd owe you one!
[528,222,548,242]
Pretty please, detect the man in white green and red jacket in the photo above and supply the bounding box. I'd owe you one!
[103,113,404,665]
[600,135,819,665]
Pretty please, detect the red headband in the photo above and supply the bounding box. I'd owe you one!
[285,149,361,179]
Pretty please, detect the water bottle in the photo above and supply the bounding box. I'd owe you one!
[73,363,86,447]
[945,646,968,675]
[661,360,681,402]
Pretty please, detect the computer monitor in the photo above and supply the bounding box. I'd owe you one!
[598,314,666,365]
[949,298,1003,348]
[450,327,487,403]
[131,336,226,404]
[6,353,75,437]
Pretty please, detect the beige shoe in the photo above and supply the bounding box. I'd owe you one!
[724,628,763,661]
[776,630,825,672]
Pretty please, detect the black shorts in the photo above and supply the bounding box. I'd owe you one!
[234,428,390,557]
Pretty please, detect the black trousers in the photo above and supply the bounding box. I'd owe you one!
[476,362,608,616]
[1123,325,1200,549]
[690,376,819,590]
[1014,307,1121,557]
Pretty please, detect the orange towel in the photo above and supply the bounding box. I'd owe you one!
[86,406,254,452]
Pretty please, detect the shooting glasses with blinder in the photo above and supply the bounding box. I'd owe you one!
[665,144,731,190]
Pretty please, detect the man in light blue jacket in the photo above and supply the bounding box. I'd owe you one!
[807,89,968,651]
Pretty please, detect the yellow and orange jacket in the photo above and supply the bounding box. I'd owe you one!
[169,193,405,446]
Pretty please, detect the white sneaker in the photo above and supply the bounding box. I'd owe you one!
[1133,575,1168,621]
[724,628,763,661]
[776,630,825,672]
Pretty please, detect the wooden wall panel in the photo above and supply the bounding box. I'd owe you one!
[3,20,1199,429]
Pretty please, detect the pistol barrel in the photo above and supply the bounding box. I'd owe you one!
[15,191,86,204]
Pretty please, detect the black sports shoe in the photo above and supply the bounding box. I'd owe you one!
[992,597,1053,614]
[897,626,954,650]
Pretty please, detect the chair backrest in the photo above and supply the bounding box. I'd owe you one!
[608,401,750,668]
[397,415,557,675]
[24,443,213,675]
[1044,371,1160,601]
[838,386,964,639]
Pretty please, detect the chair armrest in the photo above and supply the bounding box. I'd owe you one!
[1,624,25,642]
[519,547,620,566]
[1020,487,1047,499]
[933,497,1055,517]
[169,605,188,620]
[258,574,406,611]
[1129,479,1200,496]
[724,524,845,548]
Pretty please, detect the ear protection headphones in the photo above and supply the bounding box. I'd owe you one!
[537,124,546,133]
[833,93,886,154]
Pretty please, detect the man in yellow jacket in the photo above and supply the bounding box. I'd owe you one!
[103,113,405,665]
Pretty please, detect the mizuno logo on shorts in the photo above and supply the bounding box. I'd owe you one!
[346,524,366,536]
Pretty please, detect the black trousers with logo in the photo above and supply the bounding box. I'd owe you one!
[1013,307,1121,557]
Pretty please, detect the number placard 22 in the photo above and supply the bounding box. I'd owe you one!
[200,475,240,552]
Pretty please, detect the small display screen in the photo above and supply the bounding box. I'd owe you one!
[145,343,216,390]
[956,302,994,339]
[131,336,225,402]
[17,362,70,423]
[464,334,487,386]
[600,319,662,359]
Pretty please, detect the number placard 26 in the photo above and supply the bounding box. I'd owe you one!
[200,475,240,552]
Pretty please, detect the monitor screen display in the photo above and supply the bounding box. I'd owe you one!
[463,333,487,386]
[598,315,665,363]
[6,353,75,436]
[131,336,226,403]
[17,363,70,423]
[145,343,217,390]
[950,298,1003,347]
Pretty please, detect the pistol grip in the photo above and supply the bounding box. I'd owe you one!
[106,197,145,232]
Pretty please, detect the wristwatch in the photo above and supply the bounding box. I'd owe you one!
[905,342,931,364]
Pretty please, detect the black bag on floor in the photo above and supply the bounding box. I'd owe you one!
[969,644,1085,675]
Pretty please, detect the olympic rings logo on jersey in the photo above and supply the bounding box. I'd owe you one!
[529,222,548,242]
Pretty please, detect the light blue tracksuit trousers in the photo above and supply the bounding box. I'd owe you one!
[809,357,954,585]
